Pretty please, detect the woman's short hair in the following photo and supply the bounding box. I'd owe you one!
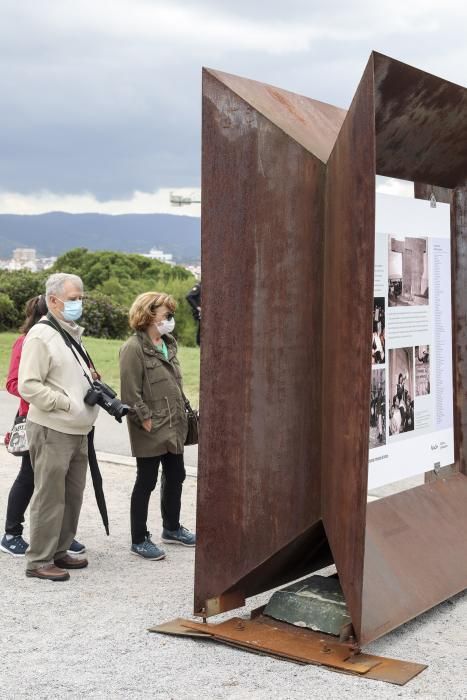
[129,292,177,331]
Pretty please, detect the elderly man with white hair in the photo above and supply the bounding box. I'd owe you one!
[18,272,99,581]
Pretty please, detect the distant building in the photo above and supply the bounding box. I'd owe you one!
[36,256,57,271]
[141,248,175,265]
[184,264,201,280]
[9,248,37,272]
[3,248,56,272]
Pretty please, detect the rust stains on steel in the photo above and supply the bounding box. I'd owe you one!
[452,188,467,475]
[321,55,376,640]
[361,475,467,644]
[154,616,427,686]
[204,68,346,163]
[374,53,467,188]
[196,52,467,647]
[196,66,332,615]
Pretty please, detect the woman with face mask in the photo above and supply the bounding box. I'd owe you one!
[119,292,195,560]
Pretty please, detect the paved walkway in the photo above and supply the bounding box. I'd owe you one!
[0,391,198,468]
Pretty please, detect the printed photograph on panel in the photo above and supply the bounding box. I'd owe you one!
[369,368,386,448]
[388,235,429,307]
[415,345,430,396]
[372,297,385,365]
[389,347,415,436]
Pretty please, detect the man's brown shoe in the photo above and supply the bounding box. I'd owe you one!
[54,554,88,569]
[26,564,70,581]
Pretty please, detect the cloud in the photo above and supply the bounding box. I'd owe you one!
[0,187,201,216]
[0,0,466,210]
[2,0,453,49]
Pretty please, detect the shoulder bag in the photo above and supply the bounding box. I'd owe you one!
[5,413,28,457]
[182,392,199,446]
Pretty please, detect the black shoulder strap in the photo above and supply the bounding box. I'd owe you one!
[40,314,95,370]
[39,314,96,388]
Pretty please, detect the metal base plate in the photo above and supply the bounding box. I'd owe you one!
[148,618,210,638]
[149,615,426,685]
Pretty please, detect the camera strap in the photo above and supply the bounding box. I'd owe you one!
[39,314,96,390]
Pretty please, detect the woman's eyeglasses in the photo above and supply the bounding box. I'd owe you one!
[150,306,175,321]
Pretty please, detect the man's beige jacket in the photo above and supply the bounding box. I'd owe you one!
[18,318,99,435]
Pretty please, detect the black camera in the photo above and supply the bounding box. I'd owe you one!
[84,380,129,423]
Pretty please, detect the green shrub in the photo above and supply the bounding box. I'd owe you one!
[0,249,199,344]
[52,248,198,346]
[0,293,17,331]
[82,292,129,339]
[0,270,47,326]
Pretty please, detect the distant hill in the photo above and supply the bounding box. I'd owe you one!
[0,212,201,262]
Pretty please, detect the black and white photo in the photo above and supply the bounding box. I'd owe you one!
[388,236,429,307]
[372,297,385,365]
[369,368,386,448]
[389,347,415,435]
[415,344,430,396]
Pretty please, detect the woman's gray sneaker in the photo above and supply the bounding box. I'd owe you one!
[131,535,166,560]
[161,525,196,547]
[1,534,29,557]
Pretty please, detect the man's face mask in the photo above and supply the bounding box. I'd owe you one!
[58,298,83,322]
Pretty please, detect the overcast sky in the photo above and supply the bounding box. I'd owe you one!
[1,0,466,214]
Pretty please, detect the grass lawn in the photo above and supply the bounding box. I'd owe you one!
[0,332,200,408]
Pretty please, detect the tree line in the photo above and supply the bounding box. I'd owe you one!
[0,248,198,346]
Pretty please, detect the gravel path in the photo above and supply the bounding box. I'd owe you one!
[1,451,466,699]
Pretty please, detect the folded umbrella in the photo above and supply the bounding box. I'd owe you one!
[87,427,110,535]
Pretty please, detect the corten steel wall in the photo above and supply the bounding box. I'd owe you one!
[374,56,467,188]
[322,57,376,640]
[196,54,467,644]
[194,70,342,614]
[362,475,467,643]
[452,188,467,475]
[359,55,467,644]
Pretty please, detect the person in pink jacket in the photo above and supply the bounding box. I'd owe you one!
[1,295,86,557]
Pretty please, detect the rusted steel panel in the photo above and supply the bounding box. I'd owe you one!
[206,68,346,164]
[452,188,467,475]
[360,58,467,644]
[196,55,467,649]
[374,52,467,188]
[361,474,467,644]
[195,69,331,614]
[414,182,451,205]
[221,520,332,603]
[322,56,376,640]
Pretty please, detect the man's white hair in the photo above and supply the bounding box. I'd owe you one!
[45,273,84,301]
